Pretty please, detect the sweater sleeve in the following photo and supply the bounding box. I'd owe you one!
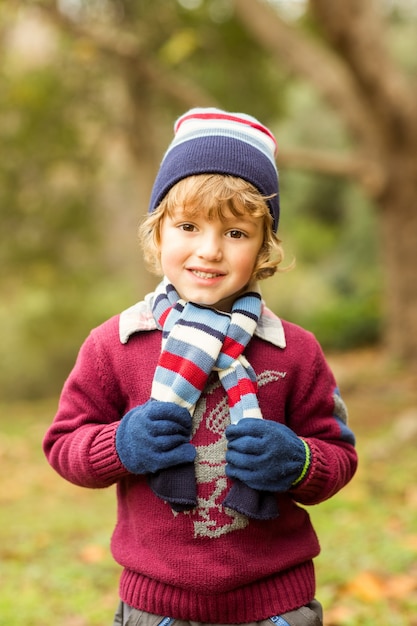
[285,331,358,505]
[43,321,130,489]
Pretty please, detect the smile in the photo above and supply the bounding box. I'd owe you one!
[191,269,223,279]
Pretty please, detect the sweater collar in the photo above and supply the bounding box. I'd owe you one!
[119,291,286,349]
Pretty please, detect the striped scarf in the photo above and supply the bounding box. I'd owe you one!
[151,278,262,422]
[148,279,279,520]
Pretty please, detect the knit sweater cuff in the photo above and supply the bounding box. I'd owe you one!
[291,438,311,487]
[290,439,332,502]
[89,421,129,483]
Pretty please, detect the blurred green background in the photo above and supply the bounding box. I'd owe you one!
[1,2,417,625]
[3,0,417,401]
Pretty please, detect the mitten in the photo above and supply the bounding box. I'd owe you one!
[115,400,196,475]
[223,479,279,520]
[225,418,310,493]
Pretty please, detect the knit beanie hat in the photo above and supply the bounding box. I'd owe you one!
[148,107,280,232]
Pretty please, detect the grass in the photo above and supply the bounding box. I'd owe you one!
[0,399,119,625]
[1,348,416,625]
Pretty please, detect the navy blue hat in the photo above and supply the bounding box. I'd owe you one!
[148,108,280,232]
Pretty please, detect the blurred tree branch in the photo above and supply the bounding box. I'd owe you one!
[33,0,386,196]
[278,147,384,195]
[232,0,383,150]
[32,0,217,110]
[4,0,417,362]
[309,0,417,139]
[232,0,415,195]
[233,0,417,362]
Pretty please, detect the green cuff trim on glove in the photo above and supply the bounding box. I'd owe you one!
[291,438,311,487]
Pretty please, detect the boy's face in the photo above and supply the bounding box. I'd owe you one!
[159,205,264,312]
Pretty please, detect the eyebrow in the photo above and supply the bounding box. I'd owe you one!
[170,206,260,227]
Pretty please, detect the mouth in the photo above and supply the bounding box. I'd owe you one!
[190,269,224,279]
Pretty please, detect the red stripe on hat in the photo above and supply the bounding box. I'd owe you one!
[158,351,208,391]
[175,111,278,155]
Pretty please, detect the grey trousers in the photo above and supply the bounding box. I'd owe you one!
[112,600,323,626]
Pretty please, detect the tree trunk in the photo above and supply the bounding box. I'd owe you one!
[378,161,417,363]
[34,0,417,363]
[234,0,417,364]
[308,0,417,363]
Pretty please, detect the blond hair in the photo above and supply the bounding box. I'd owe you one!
[139,174,285,280]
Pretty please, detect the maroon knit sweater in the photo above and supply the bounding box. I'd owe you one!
[43,304,357,623]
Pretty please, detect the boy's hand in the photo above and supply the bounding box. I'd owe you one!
[115,400,196,475]
[225,418,309,492]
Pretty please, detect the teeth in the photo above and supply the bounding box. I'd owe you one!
[192,270,219,279]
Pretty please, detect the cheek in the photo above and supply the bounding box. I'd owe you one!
[159,239,184,270]
[241,242,263,272]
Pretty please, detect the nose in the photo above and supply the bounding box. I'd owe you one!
[197,231,223,261]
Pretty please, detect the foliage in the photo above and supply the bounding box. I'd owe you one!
[1,350,416,625]
[0,1,290,400]
[1,1,411,399]
[264,172,381,349]
[161,0,289,121]
[0,10,131,399]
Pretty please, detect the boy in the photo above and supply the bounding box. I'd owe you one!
[43,108,357,626]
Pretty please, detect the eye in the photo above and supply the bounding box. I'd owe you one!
[227,229,246,239]
[178,222,197,232]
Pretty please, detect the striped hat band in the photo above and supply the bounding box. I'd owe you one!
[148,107,280,232]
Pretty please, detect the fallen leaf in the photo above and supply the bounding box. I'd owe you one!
[344,570,385,602]
[405,486,417,508]
[79,543,107,564]
[325,604,358,625]
[401,534,417,552]
[385,573,417,599]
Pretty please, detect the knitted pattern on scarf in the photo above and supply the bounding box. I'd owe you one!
[151,278,262,421]
[148,278,279,519]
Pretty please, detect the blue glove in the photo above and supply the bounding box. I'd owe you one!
[116,400,196,475]
[225,418,310,493]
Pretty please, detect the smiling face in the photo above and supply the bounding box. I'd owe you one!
[139,174,283,307]
[159,204,264,312]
